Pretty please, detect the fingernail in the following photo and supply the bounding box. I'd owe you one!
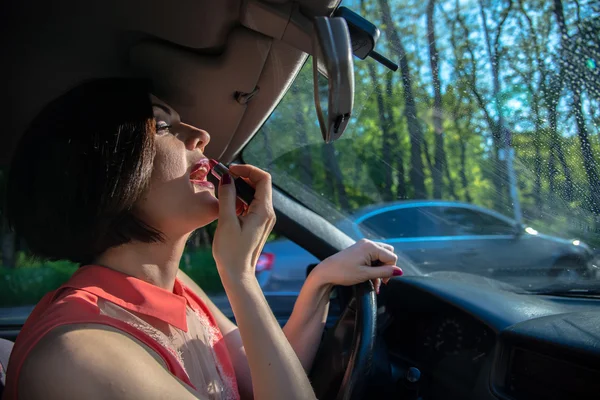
[393,269,403,276]
[222,173,231,185]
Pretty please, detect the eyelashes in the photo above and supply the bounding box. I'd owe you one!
[155,120,172,134]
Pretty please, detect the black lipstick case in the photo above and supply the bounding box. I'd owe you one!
[207,162,256,206]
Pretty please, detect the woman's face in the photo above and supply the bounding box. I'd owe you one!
[136,95,218,238]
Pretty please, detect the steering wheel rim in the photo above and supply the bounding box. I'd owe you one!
[309,281,377,400]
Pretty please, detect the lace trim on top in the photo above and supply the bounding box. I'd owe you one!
[97,299,237,400]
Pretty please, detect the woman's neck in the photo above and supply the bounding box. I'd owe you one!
[93,235,189,291]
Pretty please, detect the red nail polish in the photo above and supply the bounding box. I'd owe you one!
[222,173,231,185]
[393,269,403,276]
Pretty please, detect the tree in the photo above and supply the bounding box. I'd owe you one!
[378,0,427,199]
[427,0,447,199]
[554,0,600,213]
[1,167,16,268]
[290,85,314,187]
[367,62,395,201]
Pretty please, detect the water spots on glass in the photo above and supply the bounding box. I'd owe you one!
[243,0,600,291]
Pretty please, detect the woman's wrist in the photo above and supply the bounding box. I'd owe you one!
[216,263,257,288]
[306,265,334,296]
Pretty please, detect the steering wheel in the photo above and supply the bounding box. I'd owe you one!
[309,281,377,400]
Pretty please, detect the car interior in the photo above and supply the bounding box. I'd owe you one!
[2,1,600,400]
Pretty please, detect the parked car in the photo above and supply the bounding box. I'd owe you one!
[260,201,597,291]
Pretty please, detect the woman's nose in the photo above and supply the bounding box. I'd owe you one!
[180,123,211,152]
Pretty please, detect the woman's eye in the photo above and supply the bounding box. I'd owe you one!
[156,121,172,133]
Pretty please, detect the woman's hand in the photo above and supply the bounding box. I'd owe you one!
[311,239,403,294]
[212,164,276,282]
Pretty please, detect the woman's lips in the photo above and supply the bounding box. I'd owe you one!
[189,158,214,189]
[190,158,210,181]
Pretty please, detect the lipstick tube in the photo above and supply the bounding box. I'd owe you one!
[207,161,256,206]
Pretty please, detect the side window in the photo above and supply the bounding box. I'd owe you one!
[358,207,441,239]
[436,207,515,236]
[475,212,516,235]
[436,207,483,235]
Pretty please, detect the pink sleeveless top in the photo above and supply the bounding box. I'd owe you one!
[3,265,240,399]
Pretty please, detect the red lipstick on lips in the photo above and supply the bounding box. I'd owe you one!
[189,158,214,189]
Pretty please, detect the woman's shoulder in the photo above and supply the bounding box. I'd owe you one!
[24,322,166,367]
[16,323,197,400]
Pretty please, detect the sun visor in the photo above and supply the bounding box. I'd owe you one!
[129,27,272,160]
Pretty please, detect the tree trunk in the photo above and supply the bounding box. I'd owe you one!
[449,81,472,203]
[395,155,407,200]
[291,86,313,186]
[554,0,599,212]
[458,137,472,203]
[449,1,505,207]
[322,143,351,210]
[1,216,16,268]
[528,85,548,204]
[378,0,427,199]
[517,2,546,208]
[478,0,513,210]
[422,136,434,177]
[386,72,407,200]
[427,0,446,199]
[444,161,458,200]
[367,62,394,201]
[555,136,574,202]
[573,87,600,212]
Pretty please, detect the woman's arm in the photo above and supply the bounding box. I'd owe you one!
[180,239,402,396]
[281,272,332,370]
[283,240,402,371]
[178,268,329,396]
[211,165,315,400]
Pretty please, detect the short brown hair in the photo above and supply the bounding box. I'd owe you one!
[7,78,163,264]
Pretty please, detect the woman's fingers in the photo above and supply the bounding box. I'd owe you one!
[229,164,274,219]
[217,173,239,226]
[375,242,394,253]
[235,198,247,216]
[361,264,403,281]
[228,164,272,201]
[371,278,382,295]
[358,239,398,266]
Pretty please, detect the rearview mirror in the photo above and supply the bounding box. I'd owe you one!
[312,17,354,143]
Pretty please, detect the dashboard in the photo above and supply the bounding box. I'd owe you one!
[384,311,494,368]
[372,273,600,400]
[382,309,495,399]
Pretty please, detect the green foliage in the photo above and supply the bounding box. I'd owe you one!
[179,249,224,294]
[245,0,600,248]
[2,0,600,306]
[0,249,223,307]
[0,260,78,307]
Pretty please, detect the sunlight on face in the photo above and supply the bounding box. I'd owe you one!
[134,95,219,239]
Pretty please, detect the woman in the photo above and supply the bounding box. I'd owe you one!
[2,78,403,400]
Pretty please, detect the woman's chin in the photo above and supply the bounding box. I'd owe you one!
[191,180,216,194]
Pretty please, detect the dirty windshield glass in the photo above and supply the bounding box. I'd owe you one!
[244,0,600,291]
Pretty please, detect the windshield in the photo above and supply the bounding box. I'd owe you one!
[244,0,600,292]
